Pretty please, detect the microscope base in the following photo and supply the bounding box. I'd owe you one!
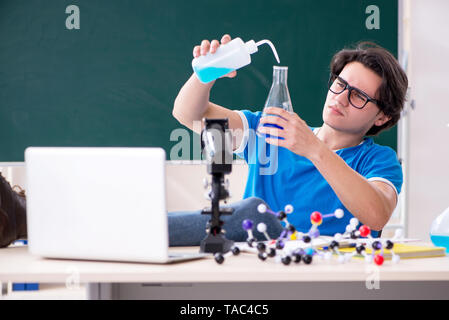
[200,233,234,254]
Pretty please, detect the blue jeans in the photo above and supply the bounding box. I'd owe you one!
[168,197,284,246]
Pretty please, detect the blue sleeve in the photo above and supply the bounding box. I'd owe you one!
[360,146,403,195]
[234,110,262,162]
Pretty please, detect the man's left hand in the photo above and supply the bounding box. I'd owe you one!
[258,107,322,159]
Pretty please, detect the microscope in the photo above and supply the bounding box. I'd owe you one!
[200,118,234,254]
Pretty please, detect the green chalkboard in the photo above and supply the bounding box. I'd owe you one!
[0,0,398,161]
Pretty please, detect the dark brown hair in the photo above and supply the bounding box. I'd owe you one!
[330,42,408,136]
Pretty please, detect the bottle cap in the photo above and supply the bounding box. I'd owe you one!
[244,40,258,54]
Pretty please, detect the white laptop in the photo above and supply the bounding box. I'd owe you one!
[25,147,207,263]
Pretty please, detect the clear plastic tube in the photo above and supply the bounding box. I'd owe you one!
[256,40,280,64]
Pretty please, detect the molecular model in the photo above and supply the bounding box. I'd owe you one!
[214,204,404,266]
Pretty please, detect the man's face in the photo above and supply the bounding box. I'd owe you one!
[322,61,387,135]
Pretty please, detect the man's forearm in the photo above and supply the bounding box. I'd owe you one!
[172,74,215,128]
[309,142,391,231]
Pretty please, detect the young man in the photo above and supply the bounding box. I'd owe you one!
[0,34,408,248]
[171,34,408,242]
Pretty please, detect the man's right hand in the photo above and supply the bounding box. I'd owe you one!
[174,34,244,150]
[192,34,238,79]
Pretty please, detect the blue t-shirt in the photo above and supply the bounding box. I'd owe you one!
[234,110,403,238]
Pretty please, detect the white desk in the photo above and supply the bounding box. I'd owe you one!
[1,245,449,299]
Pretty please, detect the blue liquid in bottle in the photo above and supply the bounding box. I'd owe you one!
[430,235,449,253]
[430,206,449,254]
[194,66,235,83]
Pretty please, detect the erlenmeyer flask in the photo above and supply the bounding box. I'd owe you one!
[256,66,293,138]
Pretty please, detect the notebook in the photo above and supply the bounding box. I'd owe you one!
[338,243,447,259]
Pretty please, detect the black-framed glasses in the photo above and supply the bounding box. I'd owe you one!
[328,73,381,109]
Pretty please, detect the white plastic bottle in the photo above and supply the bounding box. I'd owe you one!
[192,37,280,84]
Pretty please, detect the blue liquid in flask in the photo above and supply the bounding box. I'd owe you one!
[256,114,285,140]
[430,235,449,253]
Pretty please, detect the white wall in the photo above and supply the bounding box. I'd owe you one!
[165,161,247,212]
[406,0,449,240]
[0,161,249,214]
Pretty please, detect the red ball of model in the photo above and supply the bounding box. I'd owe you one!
[310,211,322,225]
[374,254,384,266]
[359,225,371,237]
